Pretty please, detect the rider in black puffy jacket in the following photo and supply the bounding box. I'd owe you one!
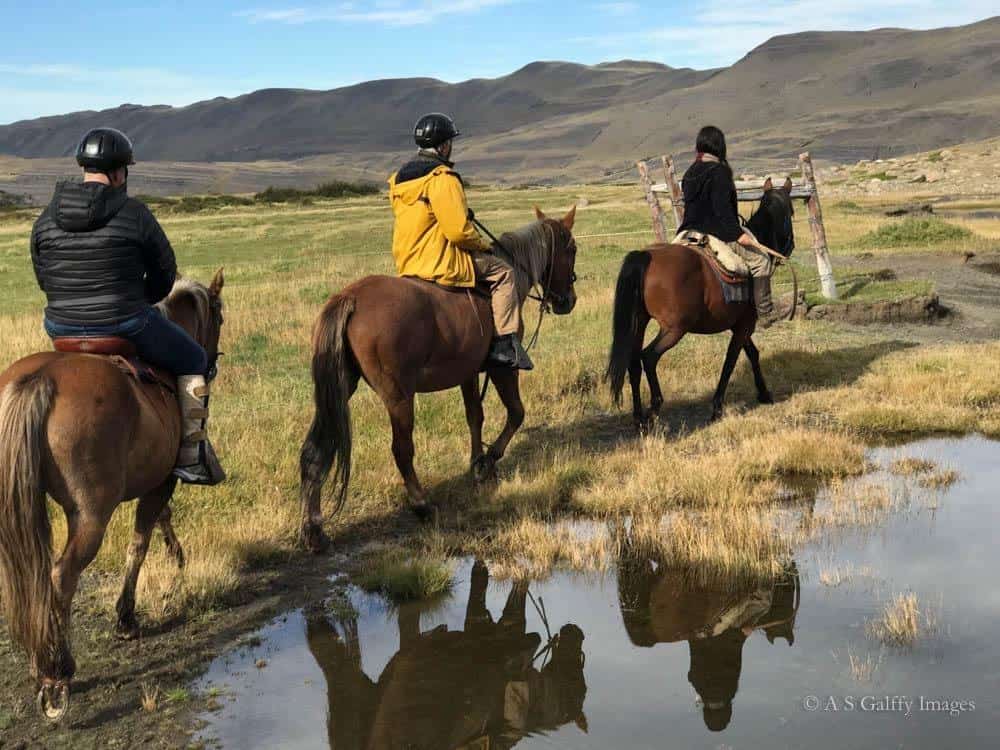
[30,128,219,485]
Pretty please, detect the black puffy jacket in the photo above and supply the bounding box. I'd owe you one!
[30,181,177,326]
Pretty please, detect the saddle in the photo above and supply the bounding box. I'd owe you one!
[52,337,176,393]
[673,231,750,284]
[404,275,490,300]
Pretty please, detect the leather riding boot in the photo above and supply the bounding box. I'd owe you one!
[753,277,781,329]
[486,334,534,370]
[173,375,225,486]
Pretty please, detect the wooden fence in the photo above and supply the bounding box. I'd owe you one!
[637,152,838,299]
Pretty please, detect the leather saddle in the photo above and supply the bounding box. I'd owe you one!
[52,337,176,393]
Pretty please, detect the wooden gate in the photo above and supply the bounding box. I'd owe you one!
[637,152,838,299]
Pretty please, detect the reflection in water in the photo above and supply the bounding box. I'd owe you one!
[617,540,799,732]
[305,560,587,750]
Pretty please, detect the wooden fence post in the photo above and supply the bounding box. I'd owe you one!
[799,152,838,300]
[637,159,666,243]
[662,154,685,230]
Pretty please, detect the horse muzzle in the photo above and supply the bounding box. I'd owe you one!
[549,290,577,315]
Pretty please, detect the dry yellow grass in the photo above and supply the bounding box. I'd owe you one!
[0,186,995,615]
[867,593,933,647]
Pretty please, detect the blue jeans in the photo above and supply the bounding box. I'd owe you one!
[45,307,208,376]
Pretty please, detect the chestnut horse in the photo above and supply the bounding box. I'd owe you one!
[606,180,795,429]
[299,207,578,552]
[0,271,224,720]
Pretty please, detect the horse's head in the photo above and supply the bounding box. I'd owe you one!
[749,177,795,257]
[534,205,578,315]
[158,268,226,376]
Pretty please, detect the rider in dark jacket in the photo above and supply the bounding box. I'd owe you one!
[30,128,218,485]
[678,126,780,326]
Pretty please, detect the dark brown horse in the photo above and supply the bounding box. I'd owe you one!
[299,207,578,552]
[605,180,795,429]
[0,271,225,720]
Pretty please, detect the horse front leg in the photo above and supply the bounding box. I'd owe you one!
[460,377,488,482]
[711,328,750,422]
[115,479,176,639]
[743,337,774,405]
[478,368,525,479]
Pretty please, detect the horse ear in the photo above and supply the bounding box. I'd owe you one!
[562,204,577,230]
[762,177,774,192]
[210,267,225,296]
[782,176,793,195]
[576,713,589,733]
[534,206,547,221]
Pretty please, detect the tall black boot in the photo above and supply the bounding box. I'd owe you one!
[753,277,780,329]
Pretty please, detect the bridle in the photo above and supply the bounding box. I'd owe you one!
[471,215,576,313]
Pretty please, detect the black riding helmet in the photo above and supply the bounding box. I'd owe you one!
[414,113,460,149]
[75,127,135,172]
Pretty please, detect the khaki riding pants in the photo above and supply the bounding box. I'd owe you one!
[472,252,521,336]
[674,229,774,278]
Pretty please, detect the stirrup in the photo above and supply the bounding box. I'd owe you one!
[173,440,226,486]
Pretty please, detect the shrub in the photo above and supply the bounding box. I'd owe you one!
[856,218,973,248]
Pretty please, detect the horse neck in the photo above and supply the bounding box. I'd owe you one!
[158,294,204,347]
[495,222,550,305]
[746,206,773,247]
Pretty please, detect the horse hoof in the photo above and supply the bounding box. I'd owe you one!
[114,618,140,641]
[410,503,438,524]
[472,455,498,483]
[37,682,70,723]
[758,392,774,405]
[300,524,330,555]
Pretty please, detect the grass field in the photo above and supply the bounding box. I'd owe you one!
[1,184,998,617]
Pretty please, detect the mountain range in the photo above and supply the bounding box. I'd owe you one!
[1,16,998,189]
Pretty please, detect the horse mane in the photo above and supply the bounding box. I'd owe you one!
[156,277,210,322]
[493,221,550,298]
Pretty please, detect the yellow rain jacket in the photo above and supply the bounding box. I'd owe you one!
[388,164,490,288]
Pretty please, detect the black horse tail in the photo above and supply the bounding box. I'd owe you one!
[605,250,651,406]
[300,295,356,520]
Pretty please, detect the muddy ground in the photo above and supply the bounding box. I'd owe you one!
[1,250,998,750]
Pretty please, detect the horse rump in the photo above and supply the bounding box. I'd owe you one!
[605,250,652,405]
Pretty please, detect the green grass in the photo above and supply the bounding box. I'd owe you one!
[164,687,191,704]
[356,552,455,603]
[854,217,973,249]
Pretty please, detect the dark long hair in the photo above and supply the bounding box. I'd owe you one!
[696,125,727,163]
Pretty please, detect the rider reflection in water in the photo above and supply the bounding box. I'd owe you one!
[618,543,799,732]
[304,560,587,749]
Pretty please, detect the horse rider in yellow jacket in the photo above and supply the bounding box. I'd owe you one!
[388,113,532,369]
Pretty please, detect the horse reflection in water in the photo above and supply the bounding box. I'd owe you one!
[617,545,799,732]
[305,560,587,750]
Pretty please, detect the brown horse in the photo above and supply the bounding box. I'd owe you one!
[0,271,225,720]
[605,180,795,429]
[299,207,578,552]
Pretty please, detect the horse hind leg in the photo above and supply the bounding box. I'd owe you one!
[115,480,176,639]
[640,326,684,431]
[385,394,434,521]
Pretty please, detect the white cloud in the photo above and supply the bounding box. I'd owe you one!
[238,0,517,27]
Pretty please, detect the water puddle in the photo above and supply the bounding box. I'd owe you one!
[195,437,999,748]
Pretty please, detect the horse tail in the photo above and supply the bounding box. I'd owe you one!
[605,250,652,406]
[0,371,62,676]
[300,295,356,518]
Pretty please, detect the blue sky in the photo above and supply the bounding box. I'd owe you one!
[2,0,996,124]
